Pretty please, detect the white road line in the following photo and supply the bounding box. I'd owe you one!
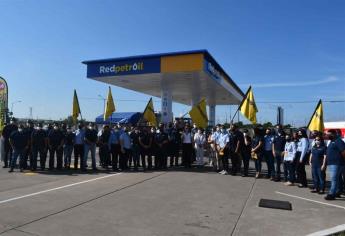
[275,191,345,210]
[0,173,122,205]
[306,224,345,236]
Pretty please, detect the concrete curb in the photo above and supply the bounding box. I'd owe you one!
[306,224,345,236]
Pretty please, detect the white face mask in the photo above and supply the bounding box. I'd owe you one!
[37,127,41,130]
[54,126,58,130]
[18,128,23,132]
[315,140,321,146]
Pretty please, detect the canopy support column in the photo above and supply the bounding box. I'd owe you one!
[208,105,216,126]
[161,88,173,125]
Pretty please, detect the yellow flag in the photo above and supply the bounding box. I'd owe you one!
[307,99,324,132]
[143,98,157,127]
[104,86,116,120]
[239,86,258,124]
[189,98,208,128]
[72,89,81,124]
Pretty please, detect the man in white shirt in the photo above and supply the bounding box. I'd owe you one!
[217,125,230,175]
[194,128,206,166]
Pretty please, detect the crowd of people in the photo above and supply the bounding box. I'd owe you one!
[1,118,345,201]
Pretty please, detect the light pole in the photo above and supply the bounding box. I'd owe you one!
[11,100,21,115]
[98,95,106,113]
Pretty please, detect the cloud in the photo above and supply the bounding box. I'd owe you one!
[241,76,340,88]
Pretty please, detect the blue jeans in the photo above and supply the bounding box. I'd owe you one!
[264,150,275,177]
[64,145,74,167]
[311,165,324,191]
[83,143,96,169]
[328,165,342,196]
[338,166,345,193]
[10,149,26,169]
[254,153,263,173]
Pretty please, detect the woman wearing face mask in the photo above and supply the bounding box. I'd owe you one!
[309,135,326,194]
[242,129,252,177]
[284,134,297,186]
[251,127,264,178]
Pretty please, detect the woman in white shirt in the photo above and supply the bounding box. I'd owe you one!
[284,134,297,186]
[194,128,206,166]
[181,126,193,168]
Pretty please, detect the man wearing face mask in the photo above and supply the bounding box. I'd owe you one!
[98,125,111,169]
[109,125,121,171]
[264,128,275,180]
[119,126,131,171]
[139,126,152,171]
[324,129,345,200]
[64,125,75,169]
[229,124,244,176]
[2,118,18,168]
[194,128,206,167]
[22,120,35,170]
[154,123,169,169]
[9,124,28,172]
[181,125,193,168]
[217,125,230,175]
[74,123,85,170]
[83,123,98,171]
[272,125,286,181]
[130,127,141,171]
[31,123,48,171]
[48,123,65,170]
[295,129,309,188]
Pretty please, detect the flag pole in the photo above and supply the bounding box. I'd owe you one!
[230,86,251,124]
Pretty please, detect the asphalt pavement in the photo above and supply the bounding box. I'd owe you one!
[0,161,345,236]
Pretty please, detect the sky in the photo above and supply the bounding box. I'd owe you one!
[0,0,344,126]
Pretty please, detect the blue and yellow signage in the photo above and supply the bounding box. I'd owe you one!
[87,57,161,77]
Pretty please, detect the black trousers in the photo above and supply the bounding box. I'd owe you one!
[140,148,152,169]
[49,146,63,170]
[221,154,229,172]
[230,152,241,174]
[32,146,47,170]
[3,140,12,167]
[295,151,307,186]
[120,148,130,170]
[242,152,251,176]
[74,144,84,169]
[182,143,193,168]
[23,146,32,169]
[169,143,180,166]
[99,144,110,167]
[111,144,121,170]
[156,148,167,169]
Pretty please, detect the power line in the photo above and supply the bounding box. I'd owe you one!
[257,100,345,104]
[80,97,344,104]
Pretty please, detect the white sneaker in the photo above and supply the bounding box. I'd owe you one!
[221,171,228,175]
[219,170,225,174]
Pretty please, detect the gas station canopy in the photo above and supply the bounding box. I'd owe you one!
[82,50,244,125]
